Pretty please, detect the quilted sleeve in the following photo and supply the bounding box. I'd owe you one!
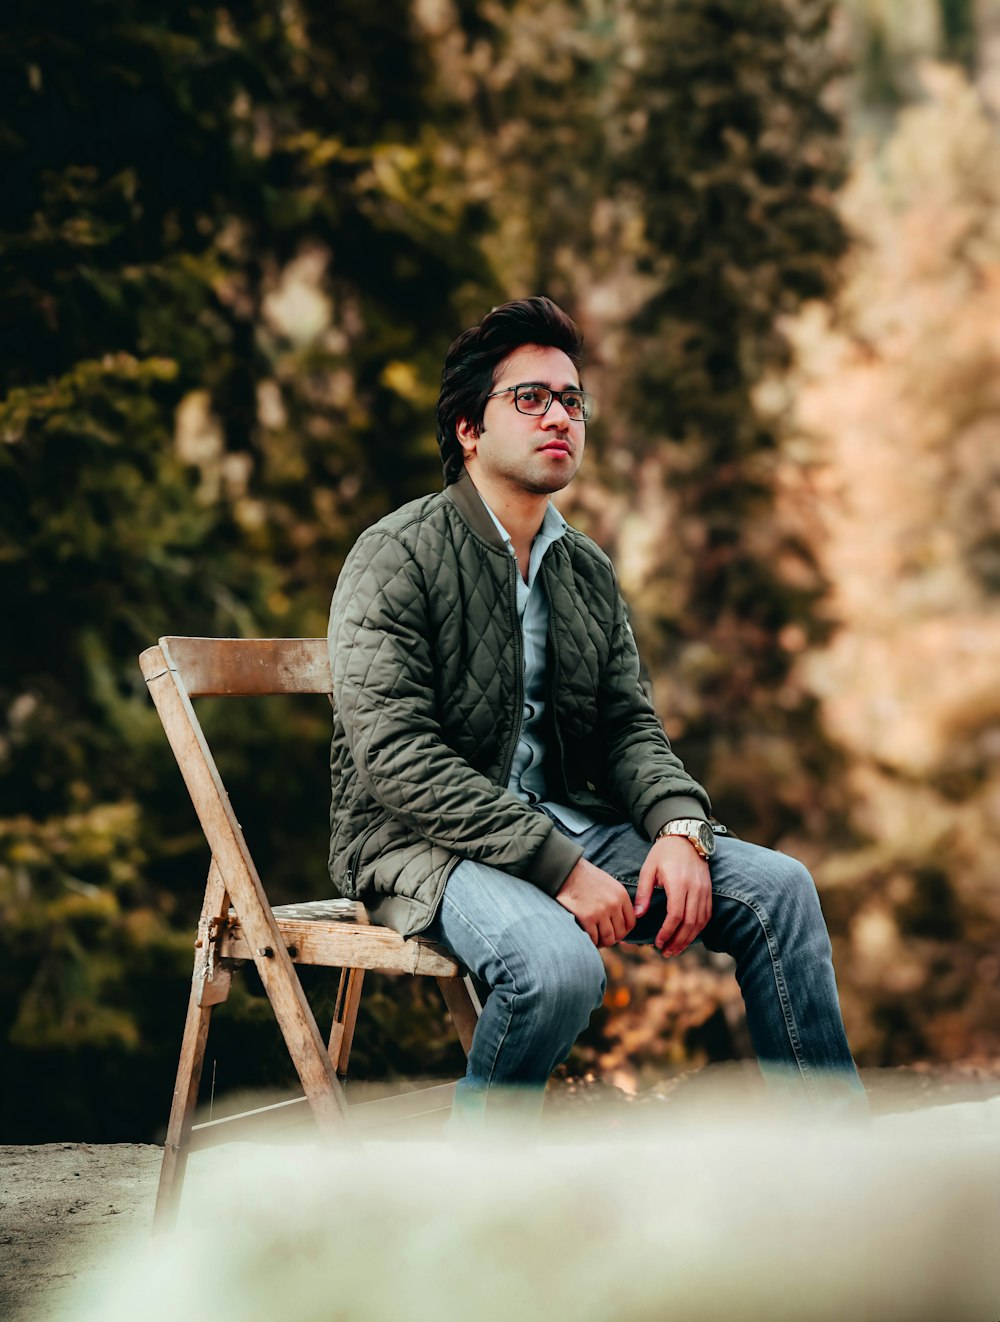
[597,580,713,838]
[330,530,583,894]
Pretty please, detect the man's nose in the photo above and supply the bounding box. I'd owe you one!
[542,397,571,426]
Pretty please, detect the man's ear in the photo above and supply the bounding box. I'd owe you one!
[456,417,479,458]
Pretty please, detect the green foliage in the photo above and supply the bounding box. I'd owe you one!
[0,801,186,1051]
[0,0,489,1138]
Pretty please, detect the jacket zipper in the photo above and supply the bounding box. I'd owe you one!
[540,557,572,802]
[344,813,388,890]
[498,551,525,787]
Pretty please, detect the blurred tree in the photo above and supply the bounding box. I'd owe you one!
[600,0,850,841]
[938,0,977,68]
[839,0,986,120]
[418,0,614,303]
[781,64,1000,1066]
[0,0,488,1139]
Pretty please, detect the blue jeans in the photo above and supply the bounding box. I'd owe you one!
[427,815,864,1121]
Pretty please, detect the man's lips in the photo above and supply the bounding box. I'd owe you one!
[538,440,572,455]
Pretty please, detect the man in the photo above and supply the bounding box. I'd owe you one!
[329,296,862,1120]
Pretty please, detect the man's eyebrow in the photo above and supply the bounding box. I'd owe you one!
[509,378,583,391]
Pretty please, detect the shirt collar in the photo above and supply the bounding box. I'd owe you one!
[480,497,568,552]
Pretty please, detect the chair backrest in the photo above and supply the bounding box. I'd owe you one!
[138,636,331,902]
[139,635,351,1132]
[147,636,331,698]
[137,635,331,902]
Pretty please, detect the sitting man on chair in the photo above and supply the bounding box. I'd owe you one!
[328,296,863,1122]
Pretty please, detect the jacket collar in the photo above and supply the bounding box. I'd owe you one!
[443,470,508,551]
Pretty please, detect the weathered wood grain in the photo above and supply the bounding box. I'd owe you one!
[155,636,331,697]
[153,860,230,1232]
[220,919,462,977]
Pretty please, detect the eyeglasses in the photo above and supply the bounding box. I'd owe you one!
[486,383,595,422]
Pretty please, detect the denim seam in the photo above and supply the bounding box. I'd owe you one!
[712,885,821,1105]
[439,893,520,1090]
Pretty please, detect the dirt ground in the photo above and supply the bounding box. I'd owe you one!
[0,1143,162,1322]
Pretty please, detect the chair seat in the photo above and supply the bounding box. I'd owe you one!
[219,898,462,977]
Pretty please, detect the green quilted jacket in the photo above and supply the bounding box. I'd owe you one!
[327,471,710,936]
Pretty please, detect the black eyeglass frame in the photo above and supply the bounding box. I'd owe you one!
[485,383,595,422]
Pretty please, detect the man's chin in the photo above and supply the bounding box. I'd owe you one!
[521,462,581,496]
[520,479,572,496]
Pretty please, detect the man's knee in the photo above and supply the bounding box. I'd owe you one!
[715,843,830,944]
[519,925,606,1023]
[772,852,824,915]
[556,938,607,1017]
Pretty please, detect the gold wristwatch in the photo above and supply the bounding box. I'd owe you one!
[656,818,717,859]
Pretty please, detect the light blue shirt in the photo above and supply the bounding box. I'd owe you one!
[481,498,598,836]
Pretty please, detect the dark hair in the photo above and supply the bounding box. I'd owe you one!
[436,296,585,485]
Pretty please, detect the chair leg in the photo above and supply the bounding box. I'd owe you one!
[436,974,482,1058]
[328,967,365,1078]
[327,903,369,1078]
[153,981,215,1233]
[152,861,231,1234]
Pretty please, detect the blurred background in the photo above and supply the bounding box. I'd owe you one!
[1,0,998,1141]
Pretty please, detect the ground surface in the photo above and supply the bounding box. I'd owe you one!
[0,1143,162,1322]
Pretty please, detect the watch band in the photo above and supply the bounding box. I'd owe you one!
[656,818,716,858]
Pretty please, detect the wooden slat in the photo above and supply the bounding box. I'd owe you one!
[350,1081,457,1129]
[330,967,365,1076]
[270,899,360,921]
[140,645,349,1133]
[151,637,331,697]
[220,919,463,977]
[436,975,483,1056]
[187,1095,314,1149]
[187,1083,458,1150]
[195,859,233,1009]
[153,860,230,1232]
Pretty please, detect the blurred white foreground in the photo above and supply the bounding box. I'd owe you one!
[70,1096,1000,1322]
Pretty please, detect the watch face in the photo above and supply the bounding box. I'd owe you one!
[697,822,716,856]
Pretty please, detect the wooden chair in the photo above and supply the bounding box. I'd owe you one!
[140,636,482,1231]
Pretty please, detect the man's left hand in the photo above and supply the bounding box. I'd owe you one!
[634,835,713,958]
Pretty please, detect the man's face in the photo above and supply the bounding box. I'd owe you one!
[457,344,585,496]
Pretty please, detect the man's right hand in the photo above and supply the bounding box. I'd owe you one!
[555,858,635,947]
